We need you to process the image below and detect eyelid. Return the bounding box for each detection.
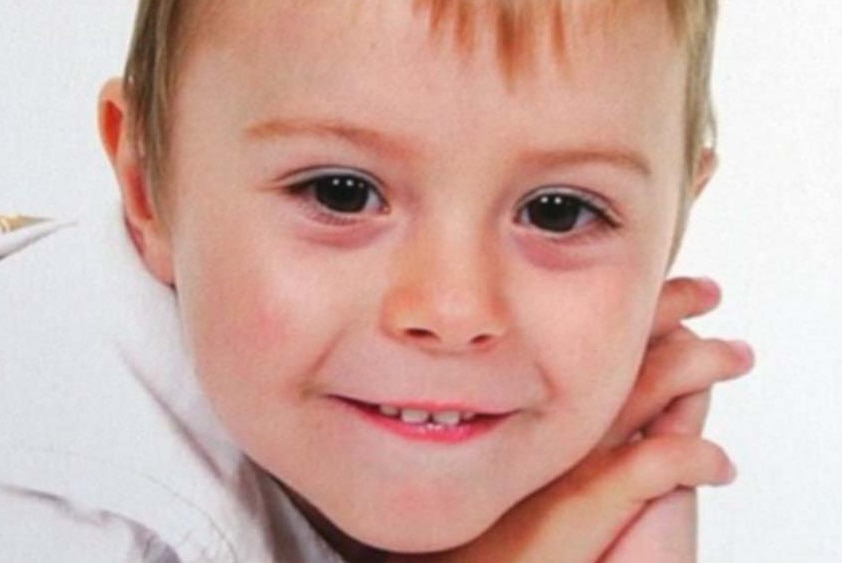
[282,166,385,193]
[280,166,390,226]
[515,185,621,228]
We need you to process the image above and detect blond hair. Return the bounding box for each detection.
[123,0,717,198]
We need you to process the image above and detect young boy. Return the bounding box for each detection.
[0,0,752,560]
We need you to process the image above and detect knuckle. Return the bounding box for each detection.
[621,436,731,493]
[655,337,749,386]
[654,279,720,337]
[640,339,696,389]
[669,276,699,297]
[666,277,704,308]
[705,338,754,375]
[622,436,687,478]
[670,277,720,314]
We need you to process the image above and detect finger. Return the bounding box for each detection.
[534,437,733,563]
[651,277,721,339]
[645,390,712,438]
[600,488,697,563]
[601,436,736,505]
[409,435,735,563]
[656,324,697,343]
[605,338,753,447]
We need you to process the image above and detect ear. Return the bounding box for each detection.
[689,148,718,202]
[98,78,175,285]
[665,149,719,267]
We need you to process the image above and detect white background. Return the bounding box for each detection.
[1,2,841,562]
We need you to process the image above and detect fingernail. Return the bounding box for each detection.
[696,277,721,304]
[723,460,738,484]
[728,340,755,368]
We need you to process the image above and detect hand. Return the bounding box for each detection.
[393,278,753,563]
[598,277,754,562]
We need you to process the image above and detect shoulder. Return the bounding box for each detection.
[0,206,346,562]
[0,206,279,561]
[0,485,178,563]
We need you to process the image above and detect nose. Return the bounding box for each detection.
[380,230,510,354]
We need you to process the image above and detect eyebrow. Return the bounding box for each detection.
[522,146,653,180]
[244,117,417,160]
[245,117,652,179]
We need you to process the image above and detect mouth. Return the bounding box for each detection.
[333,397,511,444]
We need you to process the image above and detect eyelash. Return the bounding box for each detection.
[513,187,621,240]
[282,170,620,237]
[283,169,389,226]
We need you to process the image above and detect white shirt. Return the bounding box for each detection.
[0,206,344,562]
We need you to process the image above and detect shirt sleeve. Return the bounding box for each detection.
[0,485,180,563]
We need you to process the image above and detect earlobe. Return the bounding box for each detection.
[98,78,175,286]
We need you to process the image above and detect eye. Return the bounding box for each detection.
[516,188,617,235]
[286,170,388,218]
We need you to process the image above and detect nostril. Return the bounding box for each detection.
[403,327,497,349]
[470,333,495,346]
[405,327,437,340]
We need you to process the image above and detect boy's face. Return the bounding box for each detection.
[155,0,688,552]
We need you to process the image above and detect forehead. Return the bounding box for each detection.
[175,0,686,188]
[196,0,681,81]
[191,0,684,103]
[196,1,679,95]
[195,0,676,72]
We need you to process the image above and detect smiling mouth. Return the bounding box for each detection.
[374,403,479,427]
[335,397,510,443]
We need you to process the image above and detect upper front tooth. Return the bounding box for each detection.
[379,405,400,417]
[431,411,462,427]
[400,409,431,424]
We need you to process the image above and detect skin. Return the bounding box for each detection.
[415,278,752,562]
[98,0,745,557]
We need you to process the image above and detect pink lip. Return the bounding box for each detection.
[333,397,510,444]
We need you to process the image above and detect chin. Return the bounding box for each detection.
[344,513,492,555]
[317,481,511,555]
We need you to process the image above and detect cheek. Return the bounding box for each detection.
[169,223,355,478]
[170,217,387,429]
[520,264,659,430]
[171,221,324,394]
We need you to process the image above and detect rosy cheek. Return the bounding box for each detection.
[175,260,254,372]
[523,268,655,402]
